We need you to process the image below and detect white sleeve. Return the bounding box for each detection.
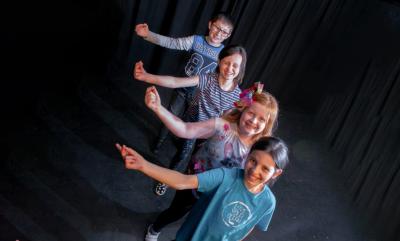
[144,31,194,51]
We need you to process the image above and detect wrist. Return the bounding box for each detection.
[153,105,162,115]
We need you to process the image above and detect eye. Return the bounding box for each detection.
[248,158,256,164]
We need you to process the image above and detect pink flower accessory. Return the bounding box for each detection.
[223,123,230,132]
[234,82,264,108]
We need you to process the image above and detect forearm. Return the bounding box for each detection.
[153,105,217,139]
[141,160,198,190]
[154,105,195,138]
[144,31,193,51]
[141,74,198,88]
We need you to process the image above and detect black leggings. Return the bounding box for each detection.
[152,189,198,232]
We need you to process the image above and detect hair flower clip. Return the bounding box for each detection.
[234,82,264,108]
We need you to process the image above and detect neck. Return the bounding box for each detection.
[237,128,255,147]
[244,181,264,194]
[218,75,235,91]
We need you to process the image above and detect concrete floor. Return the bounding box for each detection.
[1,76,377,241]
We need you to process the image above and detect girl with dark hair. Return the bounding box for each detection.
[116,135,289,240]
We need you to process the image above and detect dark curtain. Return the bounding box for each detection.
[314,1,400,240]
[4,0,399,239]
[107,0,400,240]
[108,0,356,112]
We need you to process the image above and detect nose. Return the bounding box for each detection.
[252,164,262,177]
[249,115,257,124]
[227,64,235,73]
[215,30,224,37]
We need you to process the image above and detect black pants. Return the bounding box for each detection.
[154,90,188,149]
[152,189,198,232]
[154,90,196,170]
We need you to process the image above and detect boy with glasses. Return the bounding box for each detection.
[135,13,235,196]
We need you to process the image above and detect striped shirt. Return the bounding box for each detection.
[145,33,224,97]
[185,73,241,122]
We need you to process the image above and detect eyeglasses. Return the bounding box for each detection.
[211,23,231,37]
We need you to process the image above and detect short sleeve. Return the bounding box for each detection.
[197,73,208,90]
[214,118,232,135]
[197,168,225,193]
[256,198,276,231]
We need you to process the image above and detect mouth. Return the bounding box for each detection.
[246,173,258,183]
[244,122,257,131]
[211,34,222,41]
[223,71,235,78]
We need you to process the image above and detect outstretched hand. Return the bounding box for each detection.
[115,143,145,171]
[135,23,149,38]
[145,86,161,112]
[133,61,148,81]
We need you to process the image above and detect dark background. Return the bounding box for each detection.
[1,0,400,240]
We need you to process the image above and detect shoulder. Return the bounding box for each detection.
[219,167,241,182]
[193,35,204,42]
[261,186,277,208]
[215,118,232,132]
[234,86,242,95]
[199,72,217,84]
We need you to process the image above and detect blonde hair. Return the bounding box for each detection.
[222,91,279,141]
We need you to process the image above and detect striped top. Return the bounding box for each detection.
[185,73,241,122]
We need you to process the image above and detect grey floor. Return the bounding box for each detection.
[1,76,377,241]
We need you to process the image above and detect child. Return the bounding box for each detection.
[134,45,246,195]
[135,13,234,153]
[140,84,278,240]
[116,136,289,240]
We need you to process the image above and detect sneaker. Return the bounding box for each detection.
[145,224,160,241]
[153,182,168,196]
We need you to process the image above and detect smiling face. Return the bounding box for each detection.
[208,19,232,45]
[238,102,269,137]
[244,150,282,192]
[218,53,242,82]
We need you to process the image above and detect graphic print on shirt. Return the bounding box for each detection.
[185,53,204,76]
[185,53,218,76]
[192,123,246,173]
[222,201,252,227]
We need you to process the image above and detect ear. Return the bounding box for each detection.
[208,20,212,30]
[272,169,283,179]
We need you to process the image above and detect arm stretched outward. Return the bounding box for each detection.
[116,143,198,190]
[135,23,194,51]
[145,86,218,139]
[133,61,199,88]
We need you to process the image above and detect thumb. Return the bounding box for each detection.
[115,143,122,151]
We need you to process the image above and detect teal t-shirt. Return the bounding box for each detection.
[176,168,276,241]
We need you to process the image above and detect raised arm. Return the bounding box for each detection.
[145,86,218,139]
[116,143,198,190]
[134,61,199,88]
[135,23,194,51]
